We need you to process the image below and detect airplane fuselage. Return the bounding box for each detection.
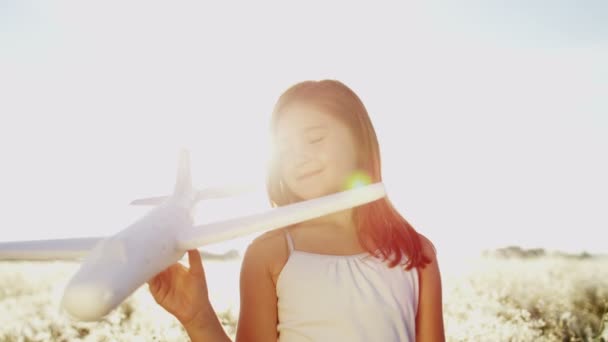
[61,198,192,321]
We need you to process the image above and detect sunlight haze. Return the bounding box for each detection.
[1,1,606,263]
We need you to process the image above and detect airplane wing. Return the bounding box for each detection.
[1,183,385,261]
[0,237,240,261]
[0,237,104,260]
[177,182,387,250]
[130,196,170,206]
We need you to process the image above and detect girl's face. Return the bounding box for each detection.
[275,103,359,201]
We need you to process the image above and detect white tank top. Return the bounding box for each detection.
[276,230,419,341]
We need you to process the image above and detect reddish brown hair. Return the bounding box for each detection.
[265,79,434,270]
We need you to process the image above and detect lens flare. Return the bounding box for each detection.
[344,170,372,190]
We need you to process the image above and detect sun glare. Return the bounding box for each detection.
[344,170,372,190]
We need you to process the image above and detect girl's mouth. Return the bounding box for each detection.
[297,169,323,180]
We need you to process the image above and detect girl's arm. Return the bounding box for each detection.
[415,234,446,342]
[234,237,280,340]
[183,304,232,342]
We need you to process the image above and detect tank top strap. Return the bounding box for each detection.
[284,229,295,254]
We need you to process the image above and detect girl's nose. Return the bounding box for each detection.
[291,141,315,163]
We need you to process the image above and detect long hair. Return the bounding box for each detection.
[266,79,434,270]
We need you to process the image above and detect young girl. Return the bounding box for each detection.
[148,80,445,341]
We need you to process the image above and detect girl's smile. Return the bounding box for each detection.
[297,168,323,181]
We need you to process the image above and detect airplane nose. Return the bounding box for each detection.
[61,283,114,321]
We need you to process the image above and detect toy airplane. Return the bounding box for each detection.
[0,149,387,322]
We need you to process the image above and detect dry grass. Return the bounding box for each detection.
[442,254,608,341]
[1,252,607,341]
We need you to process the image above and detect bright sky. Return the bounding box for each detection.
[1,1,606,259]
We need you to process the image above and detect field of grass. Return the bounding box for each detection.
[442,252,608,341]
[1,250,607,341]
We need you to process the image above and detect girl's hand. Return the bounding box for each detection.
[147,249,211,327]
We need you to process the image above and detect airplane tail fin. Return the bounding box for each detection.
[129,149,257,206]
[174,148,192,197]
[130,185,257,206]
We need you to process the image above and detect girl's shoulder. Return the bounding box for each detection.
[244,228,290,264]
[250,227,291,254]
[417,233,438,260]
[244,228,291,287]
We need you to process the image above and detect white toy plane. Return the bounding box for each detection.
[0,149,387,322]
